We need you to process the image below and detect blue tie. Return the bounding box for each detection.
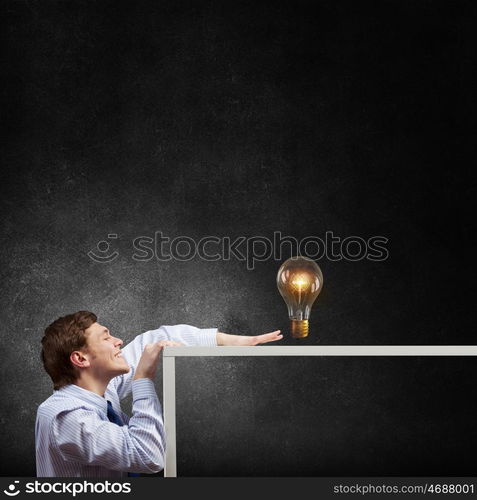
[106,401,124,425]
[106,401,140,477]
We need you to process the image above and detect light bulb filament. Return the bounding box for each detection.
[291,276,309,301]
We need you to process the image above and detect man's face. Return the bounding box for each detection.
[82,322,130,380]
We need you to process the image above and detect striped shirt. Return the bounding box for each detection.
[35,324,217,477]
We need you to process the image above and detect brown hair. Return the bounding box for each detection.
[41,311,97,390]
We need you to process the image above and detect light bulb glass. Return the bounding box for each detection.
[276,256,323,338]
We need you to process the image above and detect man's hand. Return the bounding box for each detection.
[133,340,183,380]
[216,330,282,346]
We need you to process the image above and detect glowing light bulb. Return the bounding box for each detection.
[276,256,323,338]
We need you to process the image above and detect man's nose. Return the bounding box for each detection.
[114,337,123,347]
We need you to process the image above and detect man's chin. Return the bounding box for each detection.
[113,363,131,377]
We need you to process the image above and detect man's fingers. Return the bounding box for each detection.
[255,330,283,344]
[261,330,282,338]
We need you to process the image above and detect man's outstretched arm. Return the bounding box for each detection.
[110,325,282,400]
[216,330,282,346]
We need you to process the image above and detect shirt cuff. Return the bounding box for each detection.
[132,378,158,402]
[197,327,218,347]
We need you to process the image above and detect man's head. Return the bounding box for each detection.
[41,311,130,390]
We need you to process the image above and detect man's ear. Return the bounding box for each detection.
[70,350,90,369]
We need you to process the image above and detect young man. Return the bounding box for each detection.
[36,311,282,477]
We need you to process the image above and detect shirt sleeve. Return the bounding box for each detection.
[111,325,217,400]
[52,379,165,474]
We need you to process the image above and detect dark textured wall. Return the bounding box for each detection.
[1,0,475,476]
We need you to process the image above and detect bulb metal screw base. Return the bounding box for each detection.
[290,319,309,338]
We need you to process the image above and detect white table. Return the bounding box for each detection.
[162,345,477,477]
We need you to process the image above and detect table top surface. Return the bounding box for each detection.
[162,345,477,357]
